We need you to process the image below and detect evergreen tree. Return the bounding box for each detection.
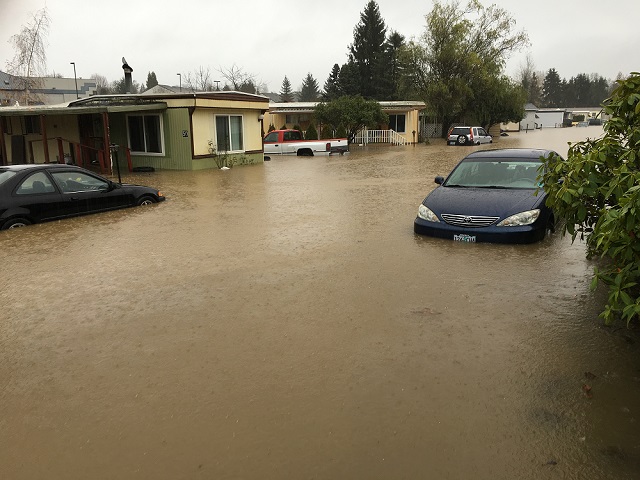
[386,30,405,100]
[542,68,563,107]
[299,73,320,101]
[305,123,318,139]
[348,1,392,99]
[279,76,294,102]
[146,71,158,90]
[323,64,342,100]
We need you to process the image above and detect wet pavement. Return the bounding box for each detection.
[1,126,639,479]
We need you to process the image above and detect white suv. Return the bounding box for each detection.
[447,126,492,146]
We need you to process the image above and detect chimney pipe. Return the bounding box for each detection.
[122,57,133,93]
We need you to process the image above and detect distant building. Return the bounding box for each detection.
[0,70,97,106]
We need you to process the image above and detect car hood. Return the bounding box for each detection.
[424,186,546,217]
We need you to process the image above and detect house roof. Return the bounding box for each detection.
[269,100,426,113]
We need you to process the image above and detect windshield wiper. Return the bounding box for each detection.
[444,184,469,188]
[476,185,510,189]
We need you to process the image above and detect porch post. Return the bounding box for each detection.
[40,114,50,163]
[0,116,7,166]
[102,112,112,175]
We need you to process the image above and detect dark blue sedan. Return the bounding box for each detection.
[414,149,558,244]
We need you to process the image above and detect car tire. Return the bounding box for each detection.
[1,218,32,230]
[137,196,156,206]
[457,135,467,145]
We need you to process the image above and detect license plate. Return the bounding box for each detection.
[454,234,476,243]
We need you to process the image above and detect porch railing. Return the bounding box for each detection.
[353,129,408,146]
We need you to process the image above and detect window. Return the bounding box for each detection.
[127,114,163,154]
[16,172,56,194]
[283,130,303,141]
[388,114,406,133]
[24,115,41,134]
[50,171,109,193]
[264,132,278,142]
[215,115,244,152]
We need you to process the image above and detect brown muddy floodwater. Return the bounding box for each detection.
[1,127,639,479]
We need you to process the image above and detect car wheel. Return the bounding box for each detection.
[457,135,467,145]
[137,196,156,206]
[1,218,32,230]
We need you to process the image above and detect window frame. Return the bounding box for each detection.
[126,113,165,156]
[214,114,245,153]
[388,114,406,133]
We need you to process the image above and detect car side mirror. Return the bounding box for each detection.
[435,176,444,185]
[106,181,118,191]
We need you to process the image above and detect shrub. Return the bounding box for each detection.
[542,73,640,326]
[305,123,318,140]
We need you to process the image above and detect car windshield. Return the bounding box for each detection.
[0,169,17,186]
[450,127,469,136]
[443,160,543,188]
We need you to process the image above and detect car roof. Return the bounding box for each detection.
[462,148,556,161]
[0,163,84,171]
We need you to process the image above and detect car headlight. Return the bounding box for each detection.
[418,204,440,222]
[497,209,540,226]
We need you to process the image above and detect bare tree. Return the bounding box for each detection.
[217,64,257,91]
[5,7,50,105]
[90,73,111,94]
[183,66,213,92]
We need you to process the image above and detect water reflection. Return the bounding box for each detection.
[1,126,638,479]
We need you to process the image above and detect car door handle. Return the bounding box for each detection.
[70,196,80,201]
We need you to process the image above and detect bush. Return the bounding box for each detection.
[542,73,640,326]
[320,124,334,139]
[305,123,318,140]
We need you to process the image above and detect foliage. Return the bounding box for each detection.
[146,71,158,90]
[320,124,334,139]
[323,64,342,100]
[208,140,233,169]
[299,73,320,101]
[91,73,111,94]
[111,77,140,94]
[469,74,527,130]
[517,55,542,105]
[541,73,640,326]
[5,7,50,105]
[305,123,318,140]
[314,95,387,142]
[268,124,276,132]
[280,76,294,102]
[407,0,529,136]
[541,69,611,108]
[348,0,393,99]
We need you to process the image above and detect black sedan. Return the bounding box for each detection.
[414,149,558,244]
[0,164,165,230]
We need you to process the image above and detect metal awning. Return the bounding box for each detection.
[0,102,167,116]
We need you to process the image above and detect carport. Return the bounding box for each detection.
[0,99,167,175]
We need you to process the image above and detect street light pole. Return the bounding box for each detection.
[70,62,78,99]
[177,73,181,92]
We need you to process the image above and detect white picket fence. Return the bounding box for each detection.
[353,129,407,145]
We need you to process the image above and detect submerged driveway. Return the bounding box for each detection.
[1,127,639,479]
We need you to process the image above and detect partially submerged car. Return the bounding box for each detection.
[0,164,165,230]
[447,126,492,146]
[414,149,558,244]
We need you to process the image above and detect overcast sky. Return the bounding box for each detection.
[0,0,637,93]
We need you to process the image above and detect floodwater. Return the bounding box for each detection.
[1,126,639,480]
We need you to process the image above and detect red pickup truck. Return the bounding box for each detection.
[263,129,348,156]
